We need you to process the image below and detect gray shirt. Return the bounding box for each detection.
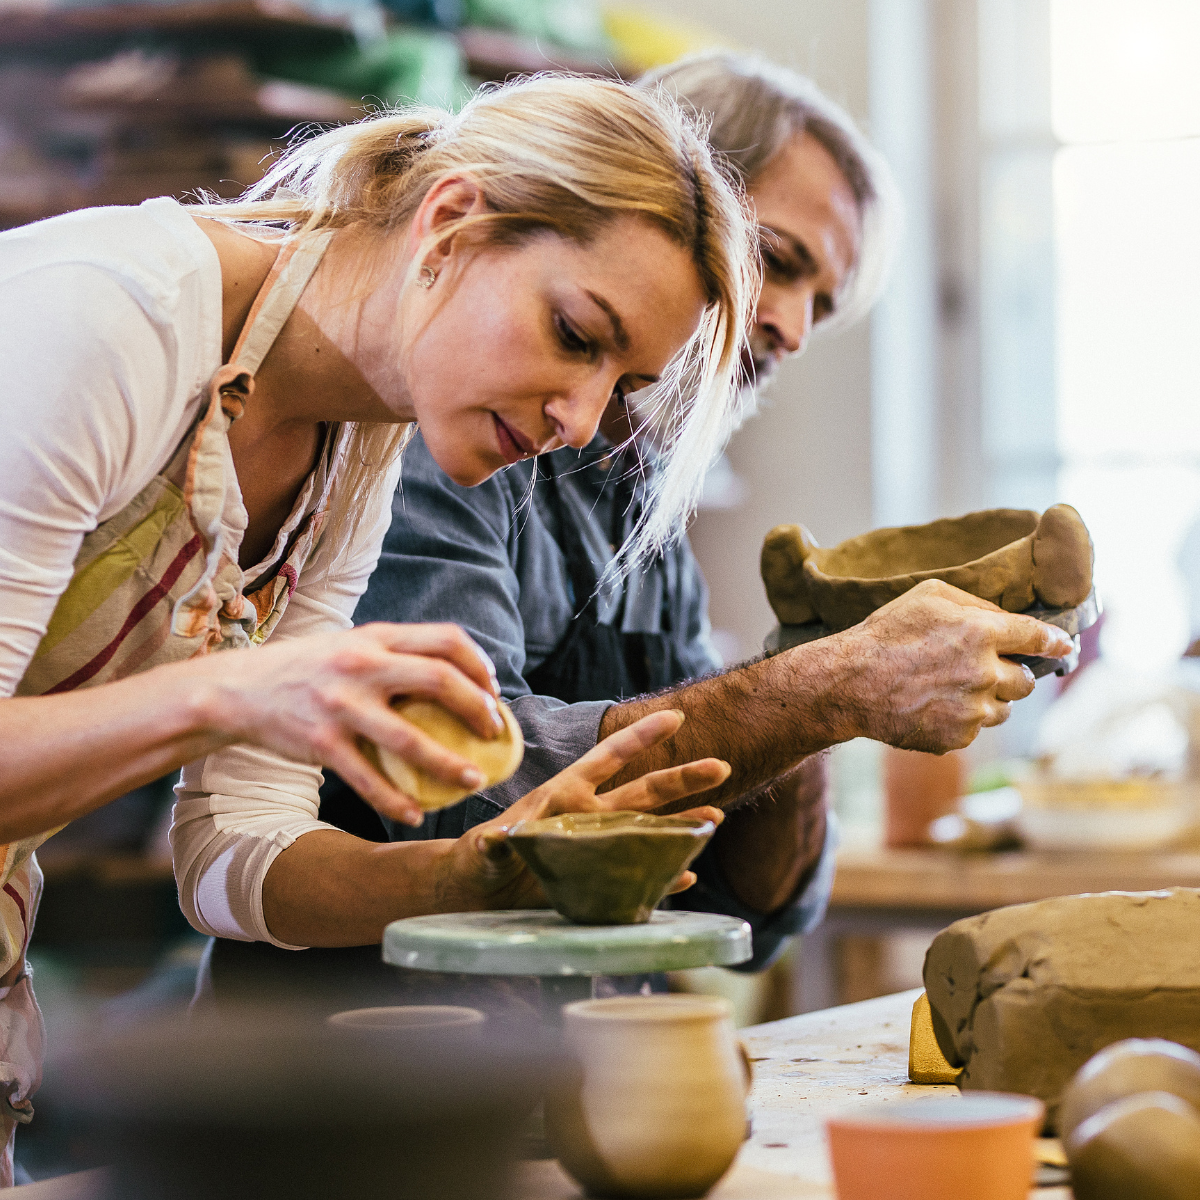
[350,433,836,968]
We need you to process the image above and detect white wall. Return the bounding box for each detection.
[638,0,879,661]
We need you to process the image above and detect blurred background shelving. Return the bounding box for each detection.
[0,0,647,229]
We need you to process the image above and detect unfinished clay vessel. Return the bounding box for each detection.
[761,504,1093,631]
[548,996,749,1199]
[1060,1039,1200,1142]
[507,812,715,925]
[1065,1091,1200,1200]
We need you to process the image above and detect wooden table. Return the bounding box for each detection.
[797,840,1200,1010]
[518,988,1069,1198]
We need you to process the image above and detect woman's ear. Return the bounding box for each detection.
[408,174,490,271]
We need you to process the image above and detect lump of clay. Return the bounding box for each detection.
[1065,1091,1200,1200]
[922,889,1200,1131]
[1059,1038,1200,1141]
[761,504,1093,632]
[372,699,524,812]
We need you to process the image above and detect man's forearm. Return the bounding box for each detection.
[712,754,828,915]
[598,633,862,806]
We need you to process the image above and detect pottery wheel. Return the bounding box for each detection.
[763,588,1101,679]
[382,910,753,978]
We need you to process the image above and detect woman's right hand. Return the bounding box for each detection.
[196,621,503,826]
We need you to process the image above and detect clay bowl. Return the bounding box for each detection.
[507,812,716,926]
[762,504,1093,631]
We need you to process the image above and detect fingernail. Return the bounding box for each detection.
[462,767,487,788]
[405,810,424,829]
[492,710,505,732]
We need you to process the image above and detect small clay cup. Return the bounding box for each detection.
[327,1005,485,1040]
[548,996,750,1199]
[507,811,715,925]
[826,1093,1044,1200]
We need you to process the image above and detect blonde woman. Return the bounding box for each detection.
[0,76,754,1181]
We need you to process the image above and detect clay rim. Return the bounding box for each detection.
[562,995,734,1022]
[814,512,1037,582]
[828,1093,1044,1131]
[508,812,716,840]
[327,1006,486,1029]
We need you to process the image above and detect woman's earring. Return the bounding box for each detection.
[417,264,437,289]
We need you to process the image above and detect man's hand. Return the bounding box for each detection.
[437,710,729,912]
[835,579,1074,752]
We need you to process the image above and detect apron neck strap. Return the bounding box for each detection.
[227,230,335,375]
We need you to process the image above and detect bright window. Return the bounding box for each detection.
[1050,0,1200,665]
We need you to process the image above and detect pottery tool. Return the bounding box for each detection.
[765,588,1100,679]
[383,910,751,1020]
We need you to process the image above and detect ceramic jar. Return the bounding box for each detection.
[547,996,750,1199]
[884,746,965,847]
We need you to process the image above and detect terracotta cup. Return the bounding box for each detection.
[327,1005,485,1039]
[547,996,751,1199]
[826,1093,1044,1200]
[884,746,966,847]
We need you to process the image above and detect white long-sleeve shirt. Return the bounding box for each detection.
[0,198,400,948]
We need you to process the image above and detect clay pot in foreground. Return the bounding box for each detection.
[508,811,715,925]
[327,1006,485,1039]
[547,996,750,1199]
[826,1093,1043,1200]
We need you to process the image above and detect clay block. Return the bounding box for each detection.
[923,889,1200,1131]
[761,504,1093,633]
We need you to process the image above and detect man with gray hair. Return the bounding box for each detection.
[204,53,1067,997]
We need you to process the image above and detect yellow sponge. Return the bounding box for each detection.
[909,991,963,1085]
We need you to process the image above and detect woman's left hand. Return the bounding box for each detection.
[435,709,728,912]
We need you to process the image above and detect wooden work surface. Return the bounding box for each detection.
[518,989,1070,1199]
[830,841,1200,912]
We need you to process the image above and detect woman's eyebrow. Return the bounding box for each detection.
[584,290,631,351]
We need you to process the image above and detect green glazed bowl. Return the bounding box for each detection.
[507,811,716,926]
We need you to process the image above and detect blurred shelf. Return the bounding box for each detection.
[830,841,1200,913]
[456,26,631,82]
[0,0,360,52]
[63,79,362,125]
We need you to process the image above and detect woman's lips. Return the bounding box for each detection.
[492,413,535,465]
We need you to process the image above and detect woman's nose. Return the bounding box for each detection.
[546,383,612,450]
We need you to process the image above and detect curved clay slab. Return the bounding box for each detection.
[374,699,524,812]
[762,504,1094,633]
[508,811,715,925]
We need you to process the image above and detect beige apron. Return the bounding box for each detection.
[0,229,337,1184]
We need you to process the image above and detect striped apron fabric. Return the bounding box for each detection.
[0,229,336,1182]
